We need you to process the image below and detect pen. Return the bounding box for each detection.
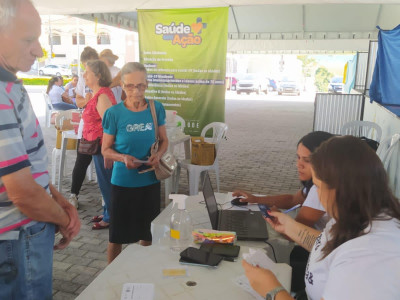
[282,204,301,214]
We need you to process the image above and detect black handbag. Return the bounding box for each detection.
[77,137,101,155]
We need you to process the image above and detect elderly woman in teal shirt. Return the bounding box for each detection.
[102,62,168,263]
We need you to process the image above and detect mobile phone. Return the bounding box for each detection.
[179,247,223,267]
[258,204,273,219]
[199,243,240,261]
[137,164,154,174]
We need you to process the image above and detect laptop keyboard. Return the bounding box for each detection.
[222,211,248,235]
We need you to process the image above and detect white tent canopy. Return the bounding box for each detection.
[32,0,400,52]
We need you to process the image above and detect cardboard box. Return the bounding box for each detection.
[191,137,215,165]
[55,130,77,150]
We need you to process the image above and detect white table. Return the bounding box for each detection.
[77,193,292,300]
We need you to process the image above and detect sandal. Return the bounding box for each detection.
[91,215,103,223]
[92,221,109,230]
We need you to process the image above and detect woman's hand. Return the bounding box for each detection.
[147,153,161,168]
[242,260,284,298]
[265,211,296,235]
[232,190,256,203]
[104,158,114,169]
[123,155,142,169]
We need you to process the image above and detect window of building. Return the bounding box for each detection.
[97,32,110,45]
[72,33,85,45]
[49,33,61,45]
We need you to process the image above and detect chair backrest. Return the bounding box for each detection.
[54,109,81,130]
[201,122,228,154]
[341,120,382,142]
[42,91,54,111]
[377,135,394,160]
[175,115,185,132]
[381,134,400,199]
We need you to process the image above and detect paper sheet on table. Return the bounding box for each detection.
[235,248,283,299]
[121,283,154,300]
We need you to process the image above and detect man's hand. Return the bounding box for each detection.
[50,185,81,249]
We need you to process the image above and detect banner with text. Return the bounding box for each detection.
[138,7,228,135]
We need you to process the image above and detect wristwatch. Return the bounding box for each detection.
[265,286,285,300]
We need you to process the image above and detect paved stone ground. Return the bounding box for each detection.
[34,91,314,299]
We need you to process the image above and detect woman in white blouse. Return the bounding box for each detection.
[243,136,400,300]
[47,76,77,110]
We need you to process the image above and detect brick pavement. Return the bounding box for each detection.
[38,96,314,299]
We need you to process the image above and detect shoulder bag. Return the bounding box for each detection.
[149,100,177,180]
[78,137,101,155]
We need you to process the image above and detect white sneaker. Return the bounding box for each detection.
[68,194,79,209]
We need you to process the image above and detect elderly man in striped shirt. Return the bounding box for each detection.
[0,1,80,298]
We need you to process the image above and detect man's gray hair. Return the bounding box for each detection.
[0,0,31,31]
[120,62,147,81]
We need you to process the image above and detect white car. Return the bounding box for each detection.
[39,64,72,77]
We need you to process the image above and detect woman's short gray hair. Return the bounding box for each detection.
[0,0,31,31]
[120,62,147,81]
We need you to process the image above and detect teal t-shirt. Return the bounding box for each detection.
[102,99,166,187]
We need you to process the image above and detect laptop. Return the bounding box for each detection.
[202,172,269,241]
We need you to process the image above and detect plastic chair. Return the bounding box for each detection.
[380,134,400,199]
[42,91,57,128]
[51,110,95,189]
[175,115,185,132]
[341,120,382,143]
[174,122,228,195]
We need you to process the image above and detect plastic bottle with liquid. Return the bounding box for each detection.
[170,195,192,252]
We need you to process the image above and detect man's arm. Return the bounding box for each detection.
[2,167,70,227]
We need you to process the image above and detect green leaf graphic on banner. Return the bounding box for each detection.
[138,7,228,136]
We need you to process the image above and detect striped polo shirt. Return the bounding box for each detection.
[0,66,49,237]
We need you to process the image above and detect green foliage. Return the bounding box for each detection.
[297,55,317,78]
[315,67,333,92]
[20,77,72,86]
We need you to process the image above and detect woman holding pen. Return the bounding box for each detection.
[242,136,400,300]
[234,131,333,293]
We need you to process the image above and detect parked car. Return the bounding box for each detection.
[39,64,72,77]
[236,74,268,95]
[328,76,344,93]
[277,77,301,95]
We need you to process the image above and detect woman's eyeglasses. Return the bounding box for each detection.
[123,83,147,91]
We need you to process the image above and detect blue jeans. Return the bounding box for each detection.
[93,153,113,223]
[0,222,55,300]
[52,102,77,110]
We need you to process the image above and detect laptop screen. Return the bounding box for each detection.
[202,172,219,230]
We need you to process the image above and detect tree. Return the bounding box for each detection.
[315,67,333,92]
[297,55,317,78]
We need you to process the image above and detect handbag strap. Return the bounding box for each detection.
[149,100,159,140]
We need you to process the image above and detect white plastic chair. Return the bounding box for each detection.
[42,91,57,128]
[341,120,382,143]
[51,111,95,189]
[174,122,228,195]
[380,134,400,199]
[175,115,185,132]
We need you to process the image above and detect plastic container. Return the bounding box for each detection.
[170,195,192,252]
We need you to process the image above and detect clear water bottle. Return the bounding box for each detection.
[170,196,192,252]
